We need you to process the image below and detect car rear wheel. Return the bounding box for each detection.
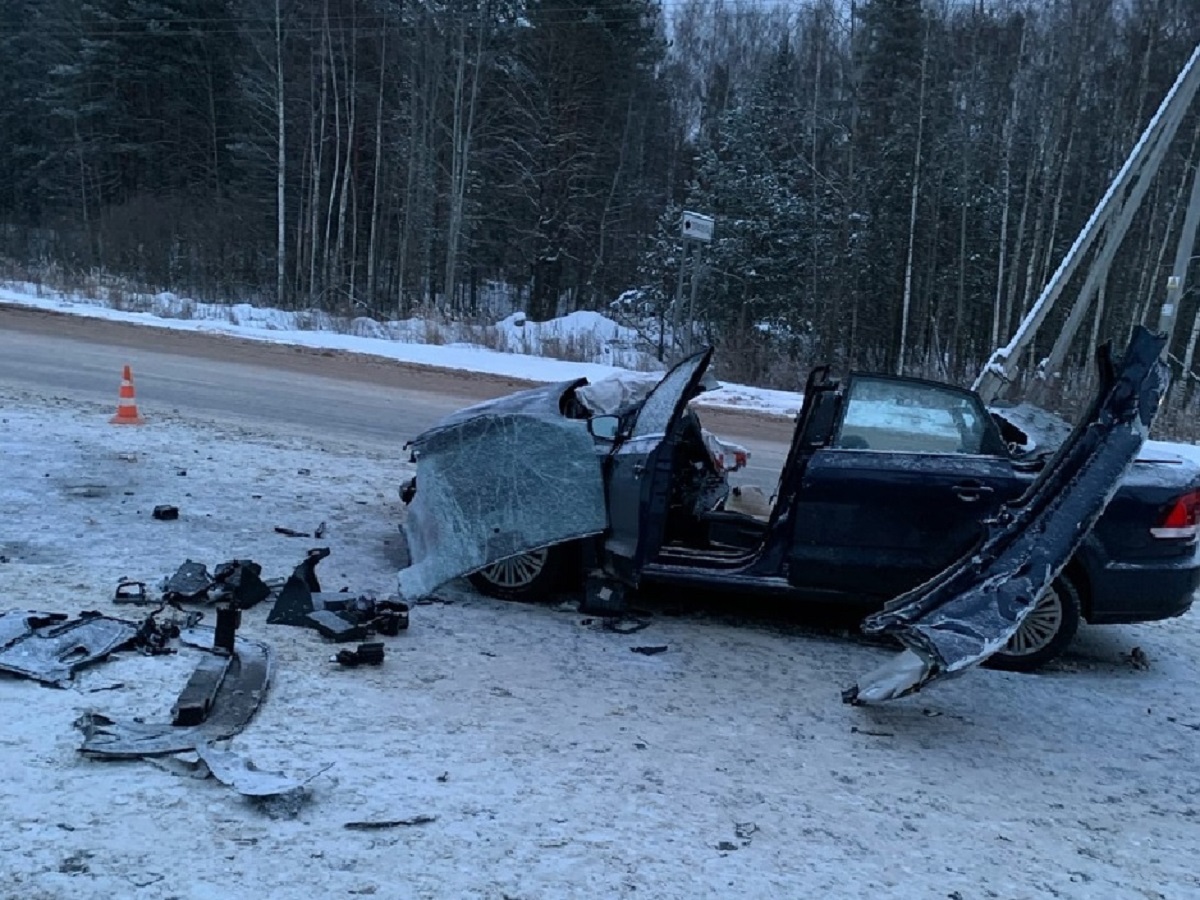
[468,545,566,601]
[987,575,1082,672]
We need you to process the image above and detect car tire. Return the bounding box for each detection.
[986,575,1082,672]
[468,544,572,601]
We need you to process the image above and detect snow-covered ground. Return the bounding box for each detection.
[0,283,803,417]
[3,384,1200,897]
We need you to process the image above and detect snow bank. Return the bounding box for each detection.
[0,283,800,416]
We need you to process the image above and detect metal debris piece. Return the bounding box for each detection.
[630,645,668,656]
[77,627,273,758]
[344,815,437,831]
[335,642,385,667]
[274,526,310,538]
[163,560,212,603]
[314,521,327,539]
[152,505,179,521]
[114,580,149,605]
[0,610,140,685]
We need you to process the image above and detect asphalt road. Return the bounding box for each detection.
[0,304,793,488]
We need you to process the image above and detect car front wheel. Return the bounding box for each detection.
[987,575,1082,672]
[468,545,568,601]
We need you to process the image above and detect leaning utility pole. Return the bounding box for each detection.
[973,42,1200,405]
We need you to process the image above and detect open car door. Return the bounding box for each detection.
[603,348,713,584]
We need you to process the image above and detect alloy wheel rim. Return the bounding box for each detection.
[479,549,549,589]
[1003,586,1065,656]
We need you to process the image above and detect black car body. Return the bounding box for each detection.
[399,332,1199,674]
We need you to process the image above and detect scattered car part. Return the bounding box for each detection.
[334,642,385,667]
[211,560,271,610]
[630,645,668,655]
[114,580,149,605]
[314,521,327,539]
[212,604,240,655]
[77,627,272,758]
[0,610,140,685]
[152,505,179,521]
[172,654,231,726]
[194,742,329,799]
[307,609,368,642]
[344,815,437,831]
[274,526,310,538]
[269,548,408,638]
[163,560,212,603]
[847,326,1168,704]
[266,548,331,625]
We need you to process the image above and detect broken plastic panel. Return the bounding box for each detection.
[849,326,1168,704]
[0,611,140,685]
[78,627,273,758]
[398,382,608,600]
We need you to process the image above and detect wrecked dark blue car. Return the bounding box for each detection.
[399,327,1198,685]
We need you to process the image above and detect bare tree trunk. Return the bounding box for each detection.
[308,22,328,304]
[897,23,930,375]
[322,7,343,299]
[366,27,387,308]
[444,9,486,314]
[274,0,286,305]
[333,20,357,303]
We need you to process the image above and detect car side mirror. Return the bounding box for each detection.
[589,415,620,442]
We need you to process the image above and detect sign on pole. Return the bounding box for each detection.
[681,211,715,243]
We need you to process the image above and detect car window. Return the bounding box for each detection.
[836,377,989,455]
[630,351,710,439]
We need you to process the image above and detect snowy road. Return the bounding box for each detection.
[1,386,1199,899]
[0,304,793,489]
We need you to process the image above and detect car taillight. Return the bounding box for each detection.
[1151,489,1200,539]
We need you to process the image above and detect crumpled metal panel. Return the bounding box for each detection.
[398,390,608,600]
[0,611,139,685]
[849,326,1168,704]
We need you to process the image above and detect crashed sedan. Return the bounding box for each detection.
[398,326,1198,682]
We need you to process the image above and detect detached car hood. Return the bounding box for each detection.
[848,326,1169,703]
[397,381,607,600]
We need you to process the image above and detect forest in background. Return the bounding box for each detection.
[2,0,1200,399]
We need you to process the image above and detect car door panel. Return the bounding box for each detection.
[787,373,1025,597]
[604,349,713,583]
[789,451,1024,595]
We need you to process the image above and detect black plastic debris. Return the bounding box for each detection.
[344,815,436,831]
[210,560,271,610]
[267,549,409,640]
[274,526,309,538]
[152,505,179,521]
[267,548,331,626]
[308,609,367,642]
[163,560,212,604]
[0,610,140,685]
[133,610,182,656]
[213,604,240,654]
[114,580,148,605]
[335,642,385,667]
[172,655,231,726]
[630,645,668,656]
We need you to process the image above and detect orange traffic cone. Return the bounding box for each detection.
[110,364,145,425]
